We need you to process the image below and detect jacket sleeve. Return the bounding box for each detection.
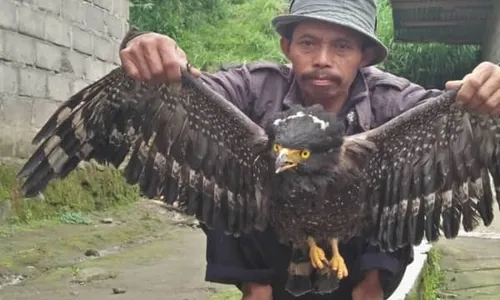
[367,68,444,127]
[199,66,255,115]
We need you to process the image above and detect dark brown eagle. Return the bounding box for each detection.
[16,34,500,296]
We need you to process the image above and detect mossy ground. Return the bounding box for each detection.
[0,200,174,277]
[0,161,140,224]
[407,247,444,300]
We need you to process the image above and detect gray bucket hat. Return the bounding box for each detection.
[271,0,388,66]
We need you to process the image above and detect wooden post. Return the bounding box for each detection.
[481,1,500,63]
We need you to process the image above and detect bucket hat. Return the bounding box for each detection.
[271,0,388,66]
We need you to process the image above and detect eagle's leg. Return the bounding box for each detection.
[329,238,348,280]
[307,236,329,269]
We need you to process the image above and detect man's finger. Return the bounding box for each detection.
[143,43,165,82]
[187,62,202,78]
[120,50,141,81]
[445,80,463,90]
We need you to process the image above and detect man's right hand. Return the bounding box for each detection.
[119,32,201,84]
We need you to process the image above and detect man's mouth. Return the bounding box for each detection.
[309,77,334,86]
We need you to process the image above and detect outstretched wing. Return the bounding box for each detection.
[17,65,271,236]
[341,88,500,251]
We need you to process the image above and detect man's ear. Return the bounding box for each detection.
[280,36,292,60]
[360,46,377,68]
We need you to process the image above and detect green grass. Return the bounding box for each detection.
[407,247,444,300]
[131,0,288,72]
[375,0,480,89]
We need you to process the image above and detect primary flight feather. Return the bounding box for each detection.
[17,32,500,296]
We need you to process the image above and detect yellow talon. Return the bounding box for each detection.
[307,236,328,269]
[330,238,348,280]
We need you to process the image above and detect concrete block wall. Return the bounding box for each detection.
[0,0,129,158]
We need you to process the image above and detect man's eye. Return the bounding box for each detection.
[299,40,313,46]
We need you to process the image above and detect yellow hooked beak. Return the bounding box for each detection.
[274,145,310,173]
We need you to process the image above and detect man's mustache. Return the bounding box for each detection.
[301,70,342,84]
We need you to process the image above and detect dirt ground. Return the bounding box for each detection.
[0,200,241,300]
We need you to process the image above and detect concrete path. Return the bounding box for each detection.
[436,208,500,299]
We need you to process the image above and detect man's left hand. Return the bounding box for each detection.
[445,61,500,115]
[352,270,384,300]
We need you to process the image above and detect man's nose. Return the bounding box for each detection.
[312,46,332,68]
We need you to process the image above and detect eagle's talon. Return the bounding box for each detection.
[307,236,327,269]
[330,254,348,279]
[330,238,348,280]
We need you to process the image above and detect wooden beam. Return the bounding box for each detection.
[390,0,492,9]
[398,20,486,27]
[393,36,482,44]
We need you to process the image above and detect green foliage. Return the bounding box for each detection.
[130,0,480,88]
[407,248,444,300]
[0,162,140,224]
[376,0,480,88]
[130,0,287,71]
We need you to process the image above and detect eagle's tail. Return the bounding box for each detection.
[285,247,314,297]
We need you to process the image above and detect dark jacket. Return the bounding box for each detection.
[198,61,442,299]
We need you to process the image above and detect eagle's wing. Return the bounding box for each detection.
[341,88,500,251]
[17,65,271,236]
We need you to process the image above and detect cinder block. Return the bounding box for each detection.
[62,0,85,25]
[19,4,45,39]
[0,63,18,94]
[35,40,63,71]
[3,31,36,65]
[84,56,105,81]
[37,0,62,15]
[0,0,17,31]
[106,15,123,39]
[94,0,113,12]
[72,79,90,94]
[112,0,129,19]
[84,3,105,33]
[47,74,72,101]
[19,68,47,98]
[0,94,34,126]
[66,50,87,77]
[72,26,93,55]
[94,35,113,61]
[32,98,60,128]
[45,14,71,48]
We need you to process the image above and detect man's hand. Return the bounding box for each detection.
[446,61,500,115]
[119,32,201,84]
[352,270,384,300]
[241,282,272,300]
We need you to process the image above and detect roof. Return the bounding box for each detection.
[389,0,494,44]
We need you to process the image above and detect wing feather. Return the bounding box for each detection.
[17,51,271,236]
[342,88,500,251]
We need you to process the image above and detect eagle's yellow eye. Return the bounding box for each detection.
[300,149,311,159]
[273,143,281,152]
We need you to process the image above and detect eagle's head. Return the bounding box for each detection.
[265,104,345,175]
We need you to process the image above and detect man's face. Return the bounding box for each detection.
[280,20,374,104]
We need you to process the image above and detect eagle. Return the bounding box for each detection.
[16,33,500,296]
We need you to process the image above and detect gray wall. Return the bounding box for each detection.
[0,0,129,158]
[482,1,500,64]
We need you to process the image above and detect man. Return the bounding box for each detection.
[119,0,500,299]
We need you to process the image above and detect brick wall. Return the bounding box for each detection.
[0,0,129,158]
[482,1,500,64]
